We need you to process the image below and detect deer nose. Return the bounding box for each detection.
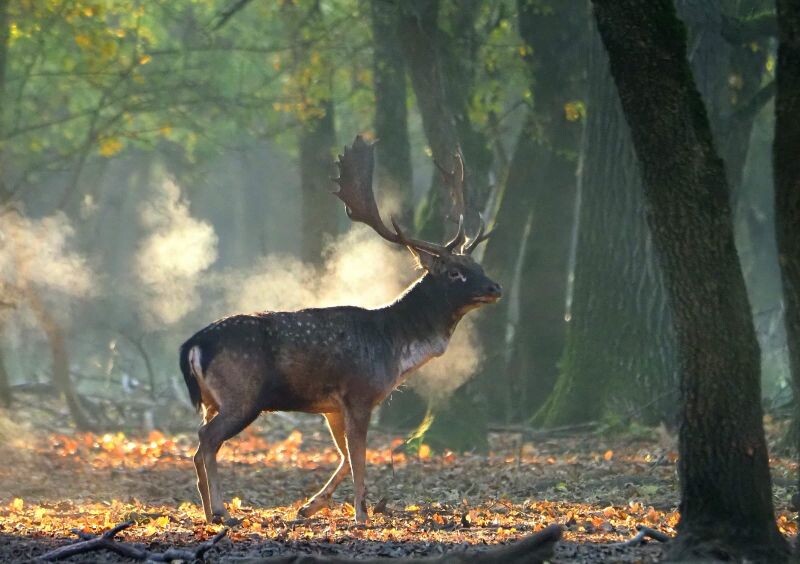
[487,282,502,298]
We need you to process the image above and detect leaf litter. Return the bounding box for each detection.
[0,412,795,562]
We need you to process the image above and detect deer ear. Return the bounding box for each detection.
[407,246,438,271]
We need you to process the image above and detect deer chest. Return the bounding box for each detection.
[397,336,449,377]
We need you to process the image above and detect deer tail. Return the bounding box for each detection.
[179,342,203,413]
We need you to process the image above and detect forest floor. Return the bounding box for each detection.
[0,404,796,563]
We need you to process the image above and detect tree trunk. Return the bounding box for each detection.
[774,0,800,540]
[371,0,413,224]
[396,0,490,239]
[299,98,338,264]
[535,16,677,427]
[677,0,769,198]
[592,0,786,559]
[478,0,583,422]
[388,0,492,448]
[26,290,95,431]
[0,0,9,204]
[0,346,11,407]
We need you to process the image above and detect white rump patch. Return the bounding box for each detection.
[188,346,204,380]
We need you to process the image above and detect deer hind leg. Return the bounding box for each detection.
[193,406,217,522]
[298,411,350,518]
[344,406,371,524]
[193,444,212,522]
[198,409,258,524]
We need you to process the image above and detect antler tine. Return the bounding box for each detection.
[388,216,448,256]
[445,214,466,252]
[334,136,449,256]
[462,213,494,255]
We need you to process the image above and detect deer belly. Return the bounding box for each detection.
[257,369,341,413]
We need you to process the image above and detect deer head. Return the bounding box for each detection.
[332,136,501,313]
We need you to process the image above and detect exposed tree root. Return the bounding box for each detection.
[665,529,790,563]
[40,521,228,561]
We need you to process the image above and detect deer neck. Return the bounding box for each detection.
[384,273,463,377]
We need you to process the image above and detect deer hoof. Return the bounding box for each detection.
[298,497,328,518]
[210,511,230,524]
[223,516,243,527]
[297,504,319,518]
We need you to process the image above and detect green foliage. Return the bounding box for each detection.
[1,0,377,195]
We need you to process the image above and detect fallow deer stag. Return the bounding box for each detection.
[180,135,501,524]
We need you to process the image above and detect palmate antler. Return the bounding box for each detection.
[333,135,489,256]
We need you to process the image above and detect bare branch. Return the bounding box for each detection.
[212,0,256,31]
[41,522,228,561]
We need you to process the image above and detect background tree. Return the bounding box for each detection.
[478,0,584,422]
[774,0,800,525]
[370,0,413,223]
[534,14,676,427]
[592,0,786,559]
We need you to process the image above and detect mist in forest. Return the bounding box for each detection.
[0,0,790,446]
[136,178,219,327]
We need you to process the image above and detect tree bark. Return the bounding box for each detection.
[477,0,583,421]
[299,98,338,264]
[773,0,800,540]
[592,0,787,560]
[388,0,492,447]
[371,0,413,224]
[535,15,676,427]
[396,0,490,239]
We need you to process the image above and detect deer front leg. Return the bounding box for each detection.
[298,412,350,518]
[344,406,371,524]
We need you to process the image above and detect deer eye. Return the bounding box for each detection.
[448,269,466,282]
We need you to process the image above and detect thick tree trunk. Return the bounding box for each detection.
[592,0,787,560]
[396,0,490,239]
[299,98,338,264]
[478,0,583,421]
[774,0,800,540]
[371,0,413,224]
[388,0,492,448]
[535,17,676,427]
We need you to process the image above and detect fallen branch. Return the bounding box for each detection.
[232,524,562,563]
[40,521,228,562]
[615,525,671,547]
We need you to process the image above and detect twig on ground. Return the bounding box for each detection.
[40,521,228,561]
[615,525,671,547]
